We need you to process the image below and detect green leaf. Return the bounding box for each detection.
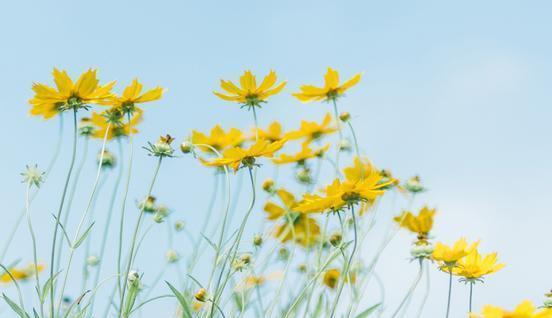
[312,293,324,317]
[2,293,30,318]
[72,222,95,249]
[41,271,61,303]
[165,281,192,318]
[355,303,381,318]
[200,233,218,252]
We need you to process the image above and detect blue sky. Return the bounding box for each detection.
[1,0,551,316]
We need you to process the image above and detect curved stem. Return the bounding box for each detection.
[329,206,358,318]
[56,123,111,316]
[25,182,44,317]
[118,157,164,318]
[49,108,78,318]
[117,112,135,296]
[390,259,424,318]
[415,261,431,318]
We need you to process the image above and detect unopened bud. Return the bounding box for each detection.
[180,141,193,154]
[253,234,263,247]
[86,255,100,266]
[329,233,342,247]
[194,288,207,302]
[339,112,351,122]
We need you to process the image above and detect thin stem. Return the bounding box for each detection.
[445,270,453,318]
[390,258,424,318]
[469,282,474,313]
[117,112,135,297]
[210,167,255,318]
[119,157,164,318]
[252,107,259,141]
[56,122,111,316]
[0,115,64,264]
[0,264,27,312]
[25,182,44,317]
[329,206,358,318]
[49,108,78,318]
[415,260,431,318]
[331,98,343,174]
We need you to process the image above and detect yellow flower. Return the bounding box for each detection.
[272,142,329,165]
[393,206,436,238]
[470,300,552,318]
[432,238,479,266]
[213,70,286,107]
[253,121,285,142]
[296,167,392,213]
[1,263,44,283]
[201,139,286,172]
[103,78,164,113]
[285,113,337,142]
[447,249,505,281]
[191,125,244,154]
[90,109,143,140]
[323,268,356,289]
[293,67,362,103]
[234,271,283,293]
[264,189,321,247]
[29,68,115,118]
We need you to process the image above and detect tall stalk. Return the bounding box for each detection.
[49,108,78,318]
[390,259,424,318]
[24,182,44,317]
[445,270,453,318]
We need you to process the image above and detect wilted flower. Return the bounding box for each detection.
[21,164,44,188]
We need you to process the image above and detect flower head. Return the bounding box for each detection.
[447,249,505,282]
[103,78,164,114]
[191,125,244,154]
[253,121,285,142]
[469,300,552,318]
[234,271,283,293]
[296,167,392,213]
[214,70,286,108]
[394,206,436,240]
[272,142,329,165]
[293,67,362,103]
[29,68,115,118]
[432,238,479,266]
[201,139,286,172]
[323,268,356,289]
[90,109,143,140]
[264,188,321,247]
[21,164,45,188]
[1,263,44,283]
[285,113,337,142]
[144,134,176,158]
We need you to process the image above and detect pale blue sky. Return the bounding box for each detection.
[1,0,551,317]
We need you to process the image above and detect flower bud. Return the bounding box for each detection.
[410,243,433,259]
[239,253,252,265]
[139,196,157,213]
[127,270,141,288]
[329,232,342,247]
[262,179,275,193]
[165,249,180,263]
[404,175,425,194]
[297,263,307,273]
[339,112,351,122]
[194,288,207,302]
[544,298,552,308]
[338,139,352,152]
[79,117,95,136]
[296,168,312,185]
[86,255,100,266]
[180,141,193,154]
[174,220,185,232]
[278,247,290,261]
[98,149,116,168]
[253,234,263,247]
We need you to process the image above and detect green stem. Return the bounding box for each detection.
[390,258,424,318]
[329,206,358,318]
[56,123,111,317]
[331,98,343,174]
[445,269,453,318]
[25,182,44,317]
[252,107,259,141]
[469,282,474,313]
[49,108,78,318]
[118,157,164,318]
[117,112,135,297]
[415,261,431,318]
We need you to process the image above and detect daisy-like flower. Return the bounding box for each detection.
[446,249,505,282]
[432,238,480,267]
[272,142,329,165]
[296,167,392,213]
[90,109,143,140]
[253,121,285,142]
[191,125,244,154]
[293,67,362,103]
[469,300,552,318]
[264,188,321,247]
[103,78,164,114]
[323,268,357,289]
[29,68,115,118]
[201,139,286,172]
[213,70,286,108]
[234,271,283,293]
[1,263,44,283]
[393,206,436,241]
[285,113,337,142]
